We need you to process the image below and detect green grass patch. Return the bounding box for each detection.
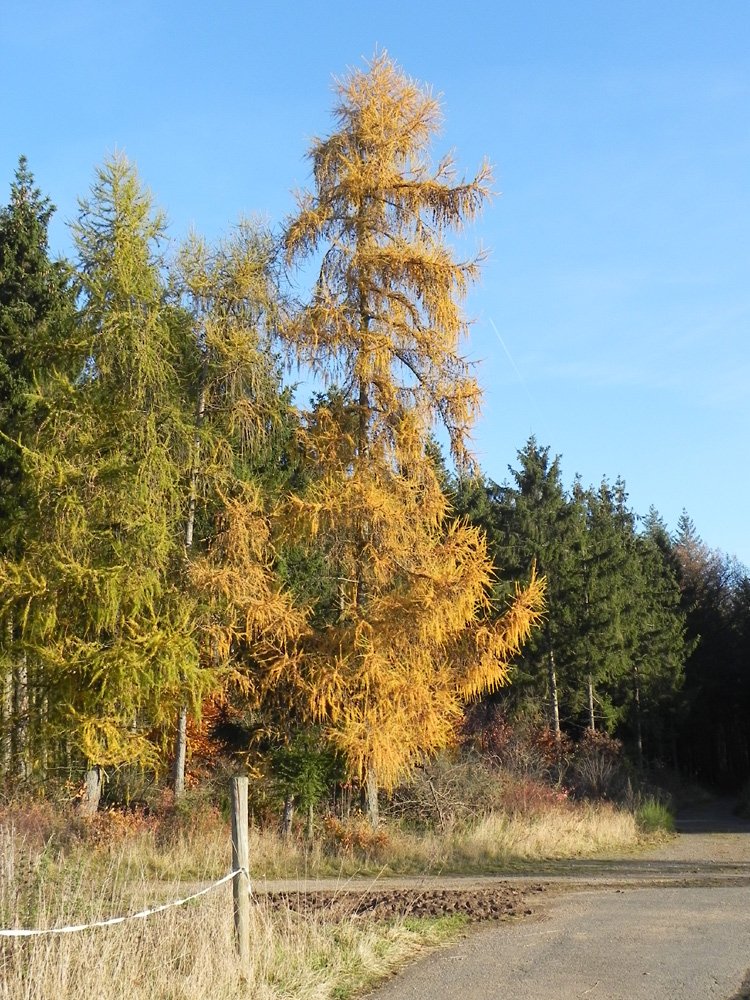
[401,913,469,935]
[636,797,675,833]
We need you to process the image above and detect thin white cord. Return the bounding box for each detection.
[0,868,251,938]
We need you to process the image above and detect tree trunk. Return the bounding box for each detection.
[587,674,596,731]
[281,795,294,837]
[184,368,207,552]
[38,691,49,782]
[584,589,594,732]
[0,674,10,777]
[174,360,209,796]
[366,764,379,829]
[1,616,12,777]
[13,659,29,781]
[307,801,314,840]
[79,765,102,817]
[173,704,188,798]
[546,626,561,745]
[633,664,644,769]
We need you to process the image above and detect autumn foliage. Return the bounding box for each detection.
[280,53,545,793]
[0,54,544,805]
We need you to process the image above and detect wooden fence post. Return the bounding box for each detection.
[230,775,250,962]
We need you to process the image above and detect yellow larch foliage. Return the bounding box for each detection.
[284,51,491,472]
[281,53,545,792]
[187,483,309,711]
[283,409,545,788]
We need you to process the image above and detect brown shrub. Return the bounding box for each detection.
[566,729,629,800]
[323,817,389,858]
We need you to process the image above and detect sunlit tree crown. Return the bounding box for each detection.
[285,51,493,472]
[282,55,543,792]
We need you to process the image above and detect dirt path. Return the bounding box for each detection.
[650,796,750,863]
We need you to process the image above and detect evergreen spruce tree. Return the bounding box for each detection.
[594,483,686,767]
[458,456,687,767]
[628,532,686,767]
[0,158,76,779]
[488,438,580,740]
[673,512,746,783]
[574,479,635,734]
[0,156,76,520]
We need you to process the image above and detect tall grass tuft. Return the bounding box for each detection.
[635,797,675,834]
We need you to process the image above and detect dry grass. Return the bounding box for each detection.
[242,800,646,878]
[362,801,640,874]
[0,826,459,1000]
[0,792,648,882]
[460,802,639,860]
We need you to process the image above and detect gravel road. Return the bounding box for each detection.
[363,798,750,1000]
[368,884,750,1000]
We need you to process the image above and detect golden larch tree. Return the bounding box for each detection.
[282,53,545,824]
[171,223,309,795]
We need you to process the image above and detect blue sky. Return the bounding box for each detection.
[2,1,749,561]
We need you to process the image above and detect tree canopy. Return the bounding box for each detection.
[0,57,746,805]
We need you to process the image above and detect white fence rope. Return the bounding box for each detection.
[0,868,251,938]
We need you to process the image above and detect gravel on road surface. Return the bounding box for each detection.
[367,884,750,1000]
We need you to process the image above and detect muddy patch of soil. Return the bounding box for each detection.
[263,883,546,922]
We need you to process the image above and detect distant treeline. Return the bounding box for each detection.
[449,441,750,788]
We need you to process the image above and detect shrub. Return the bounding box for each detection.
[388,748,570,832]
[566,730,629,800]
[462,703,567,781]
[323,817,389,859]
[636,796,675,833]
[389,752,496,830]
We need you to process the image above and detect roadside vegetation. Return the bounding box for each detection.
[1,718,677,1000]
[0,736,672,883]
[1,734,673,1000]
[0,822,463,1000]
